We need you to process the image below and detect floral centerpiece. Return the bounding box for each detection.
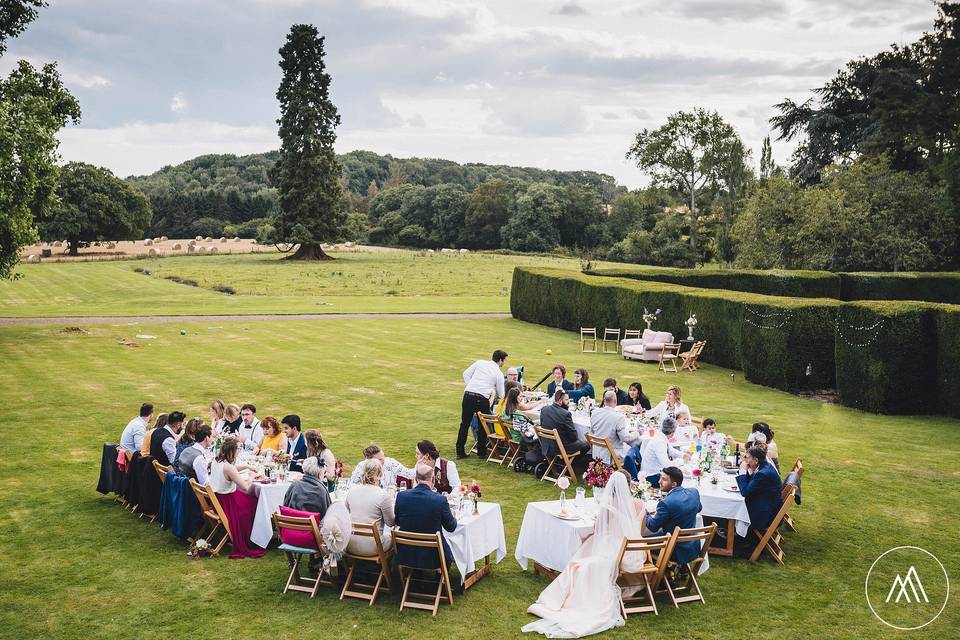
[583,458,614,490]
[272,451,291,467]
[557,476,571,514]
[631,479,655,502]
[698,447,716,484]
[685,313,698,339]
[187,538,210,559]
[642,307,662,330]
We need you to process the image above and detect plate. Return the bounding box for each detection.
[723,486,740,493]
[554,511,581,521]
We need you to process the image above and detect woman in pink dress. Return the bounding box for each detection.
[209,437,266,559]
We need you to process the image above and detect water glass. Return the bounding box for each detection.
[574,487,586,509]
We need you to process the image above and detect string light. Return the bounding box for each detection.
[743,306,793,330]
[834,315,885,348]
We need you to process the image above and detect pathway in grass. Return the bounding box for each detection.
[0,312,512,325]
[1,316,957,639]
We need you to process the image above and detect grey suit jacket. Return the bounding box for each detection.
[587,406,638,463]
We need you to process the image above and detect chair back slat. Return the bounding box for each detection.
[585,434,623,470]
[273,512,323,550]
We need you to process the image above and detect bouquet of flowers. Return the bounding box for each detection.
[685,313,698,339]
[631,479,654,501]
[272,451,291,467]
[187,538,210,559]
[583,458,614,489]
[642,307,662,329]
[468,480,482,499]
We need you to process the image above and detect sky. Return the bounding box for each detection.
[2,0,941,187]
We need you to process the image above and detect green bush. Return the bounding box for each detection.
[838,272,960,305]
[934,306,960,417]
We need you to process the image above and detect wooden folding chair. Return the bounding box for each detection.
[750,484,797,564]
[623,329,642,341]
[341,522,394,605]
[680,341,706,372]
[476,412,507,464]
[393,529,454,616]
[658,343,681,373]
[585,434,623,470]
[659,524,717,606]
[781,458,803,532]
[603,328,620,353]
[615,534,674,616]
[580,327,597,352]
[534,426,581,485]
[152,460,171,482]
[272,512,333,597]
[189,479,231,556]
[495,416,522,467]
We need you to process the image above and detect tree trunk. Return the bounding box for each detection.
[284,242,333,260]
[68,239,79,256]
[689,183,698,250]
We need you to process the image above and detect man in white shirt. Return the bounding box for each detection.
[119,403,154,454]
[178,424,213,484]
[588,390,639,464]
[638,417,688,486]
[350,444,414,489]
[237,403,263,451]
[457,349,508,459]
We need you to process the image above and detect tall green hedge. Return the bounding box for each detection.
[588,265,960,304]
[513,267,960,418]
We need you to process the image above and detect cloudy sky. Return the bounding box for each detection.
[3,0,939,186]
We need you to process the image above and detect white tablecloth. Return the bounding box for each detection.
[684,476,750,537]
[250,480,292,548]
[515,498,709,574]
[443,501,508,584]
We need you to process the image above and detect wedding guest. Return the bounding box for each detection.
[209,400,226,436]
[648,385,690,422]
[119,402,154,454]
[237,404,262,451]
[349,444,414,488]
[255,416,287,455]
[641,466,702,564]
[500,386,536,442]
[177,423,213,482]
[221,403,242,435]
[506,367,519,384]
[208,437,265,559]
[626,382,652,410]
[140,412,167,457]
[173,417,203,469]
[496,380,520,416]
[546,364,575,397]
[283,455,332,518]
[633,417,687,485]
[602,378,630,406]
[727,422,779,471]
[457,349,508,459]
[588,390,638,465]
[672,411,699,443]
[150,411,184,466]
[733,446,783,555]
[345,459,396,556]
[282,414,307,472]
[304,429,337,485]
[698,418,726,449]
[415,439,460,494]
[540,389,590,459]
[394,464,457,569]
[567,368,595,403]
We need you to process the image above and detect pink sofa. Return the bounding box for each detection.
[621,329,675,362]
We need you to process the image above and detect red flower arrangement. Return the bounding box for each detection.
[334,458,343,479]
[469,480,482,498]
[583,458,614,489]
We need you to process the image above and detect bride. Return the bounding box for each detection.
[522,472,646,638]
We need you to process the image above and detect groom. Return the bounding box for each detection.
[642,466,702,564]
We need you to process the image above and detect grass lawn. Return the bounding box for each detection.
[0,251,589,317]
[1,316,957,639]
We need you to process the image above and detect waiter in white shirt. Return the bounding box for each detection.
[237,403,263,451]
[457,349,508,459]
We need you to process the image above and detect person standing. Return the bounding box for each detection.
[457,349,508,459]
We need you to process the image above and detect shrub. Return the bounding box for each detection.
[211,285,236,295]
[838,272,960,305]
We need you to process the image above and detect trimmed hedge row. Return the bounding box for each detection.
[512,267,960,418]
[588,265,960,304]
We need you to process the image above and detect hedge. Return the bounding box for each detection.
[588,265,960,304]
[512,267,960,418]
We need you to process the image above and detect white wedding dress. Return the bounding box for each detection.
[522,473,646,638]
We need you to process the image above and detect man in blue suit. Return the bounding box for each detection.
[394,464,458,570]
[643,466,702,564]
[282,415,308,472]
[734,445,783,555]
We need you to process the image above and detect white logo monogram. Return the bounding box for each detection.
[886,566,929,604]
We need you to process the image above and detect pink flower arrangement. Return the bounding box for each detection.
[469,480,482,498]
[583,458,614,489]
[334,458,343,479]
[692,468,702,477]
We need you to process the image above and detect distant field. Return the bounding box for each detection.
[0,251,591,317]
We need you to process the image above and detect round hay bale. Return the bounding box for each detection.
[209,246,218,254]
[426,249,435,254]
[143,238,153,246]
[187,245,197,253]
[147,248,159,257]
[459,248,469,254]
[344,241,355,248]
[233,236,241,242]
[195,235,203,241]
[172,243,182,250]
[160,236,168,241]
[204,236,212,242]
[188,239,196,247]
[219,237,227,243]
[25,254,40,263]
[53,241,62,247]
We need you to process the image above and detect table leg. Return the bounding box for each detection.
[532,561,560,581]
[463,554,492,590]
[706,519,736,557]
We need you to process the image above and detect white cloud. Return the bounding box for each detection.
[170,92,187,113]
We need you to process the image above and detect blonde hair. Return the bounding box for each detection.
[358,459,383,486]
[667,385,682,402]
[224,403,241,421]
[210,399,225,421]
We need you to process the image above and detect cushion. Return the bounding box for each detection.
[620,338,644,348]
[641,329,657,342]
[655,331,673,344]
[278,505,320,549]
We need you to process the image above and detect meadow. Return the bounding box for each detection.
[0,250,590,317]
[1,310,958,639]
